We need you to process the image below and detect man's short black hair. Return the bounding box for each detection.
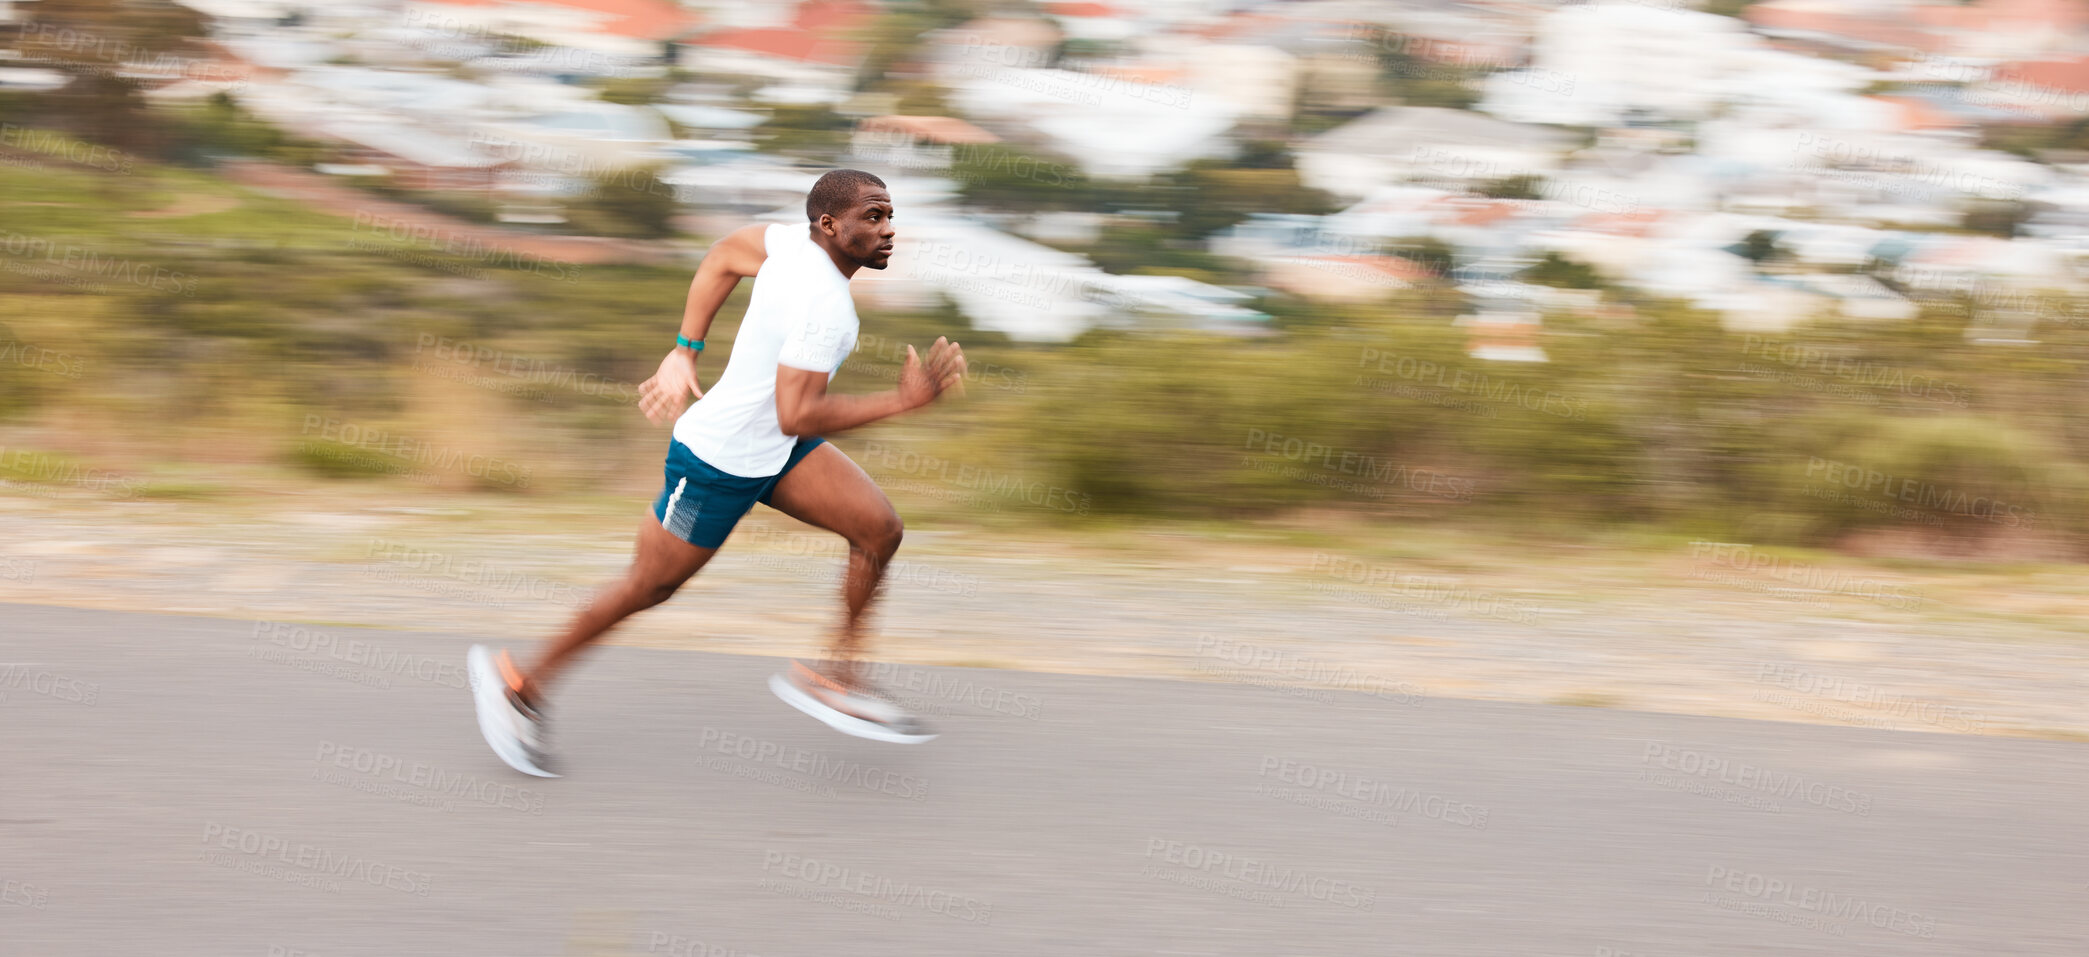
[806,169,887,223]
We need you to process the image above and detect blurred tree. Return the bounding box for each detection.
[1387,237,1455,276]
[1371,35,1482,111]
[854,2,973,92]
[1702,0,1764,17]
[14,0,207,153]
[1523,252,1602,288]
[952,143,1094,210]
[1961,199,2031,238]
[888,80,953,116]
[1736,229,1785,263]
[1476,174,1543,200]
[569,167,679,238]
[1161,147,1336,240]
[593,76,672,106]
[753,104,851,158]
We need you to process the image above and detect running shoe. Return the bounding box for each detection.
[769,660,938,744]
[468,645,559,777]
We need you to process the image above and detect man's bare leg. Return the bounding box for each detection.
[760,443,903,685]
[519,516,715,702]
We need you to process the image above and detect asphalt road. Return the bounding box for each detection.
[4,603,2085,956]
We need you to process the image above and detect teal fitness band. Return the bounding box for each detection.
[676,335,705,351]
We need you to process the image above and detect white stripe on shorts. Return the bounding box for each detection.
[661,477,688,531]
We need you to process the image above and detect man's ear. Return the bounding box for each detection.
[816,213,837,237]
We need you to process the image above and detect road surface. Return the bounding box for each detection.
[4,603,2084,955]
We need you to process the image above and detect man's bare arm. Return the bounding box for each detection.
[775,337,967,436]
[638,224,771,425]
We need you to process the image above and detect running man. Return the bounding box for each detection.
[468,169,967,777]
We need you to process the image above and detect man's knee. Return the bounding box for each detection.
[631,564,693,609]
[639,579,682,609]
[856,512,903,560]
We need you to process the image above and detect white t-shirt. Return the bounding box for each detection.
[673,223,859,477]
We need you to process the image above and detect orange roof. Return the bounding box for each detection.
[689,28,864,66]
[1187,13,1284,40]
[1568,209,1664,237]
[686,0,870,67]
[422,0,698,40]
[1427,197,1525,228]
[1092,64,1186,85]
[1870,95,1968,132]
[1333,255,1436,281]
[859,115,1000,145]
[791,0,872,32]
[1994,56,2089,94]
[1044,2,1123,17]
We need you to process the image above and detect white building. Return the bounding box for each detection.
[1297,107,1574,200]
[1481,2,1867,127]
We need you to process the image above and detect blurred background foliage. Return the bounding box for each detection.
[1,140,2082,556]
[0,0,2082,561]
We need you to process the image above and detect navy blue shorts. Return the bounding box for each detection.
[651,437,826,549]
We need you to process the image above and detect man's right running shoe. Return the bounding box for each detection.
[467,645,559,777]
[769,660,937,744]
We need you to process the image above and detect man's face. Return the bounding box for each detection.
[822,186,897,270]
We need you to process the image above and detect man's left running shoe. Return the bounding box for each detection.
[769,660,937,744]
[467,645,559,777]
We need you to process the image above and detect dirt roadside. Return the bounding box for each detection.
[1,489,2083,740]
